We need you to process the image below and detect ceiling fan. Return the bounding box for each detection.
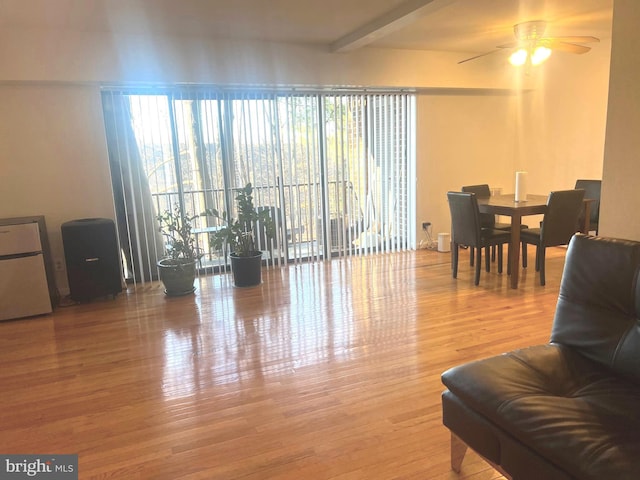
[458,20,600,65]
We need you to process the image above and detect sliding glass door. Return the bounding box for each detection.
[102,87,415,284]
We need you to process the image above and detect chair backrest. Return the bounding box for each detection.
[447,192,481,247]
[575,179,601,224]
[540,189,585,247]
[461,184,491,198]
[552,234,640,383]
[461,184,494,229]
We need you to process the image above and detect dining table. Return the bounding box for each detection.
[477,194,548,288]
[477,193,596,288]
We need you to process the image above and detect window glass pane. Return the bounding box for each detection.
[103,87,415,283]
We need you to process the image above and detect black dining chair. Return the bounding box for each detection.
[520,189,586,286]
[447,191,511,286]
[461,184,511,230]
[461,184,528,264]
[575,179,601,235]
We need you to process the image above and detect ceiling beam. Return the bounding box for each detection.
[330,0,456,53]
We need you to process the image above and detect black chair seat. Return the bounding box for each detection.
[480,228,511,245]
[494,222,512,230]
[520,228,540,242]
[494,221,529,230]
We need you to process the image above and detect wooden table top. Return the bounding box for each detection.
[477,194,549,216]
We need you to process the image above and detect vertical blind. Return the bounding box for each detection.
[102,87,416,284]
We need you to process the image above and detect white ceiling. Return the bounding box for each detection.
[1,0,614,57]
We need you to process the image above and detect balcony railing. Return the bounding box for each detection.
[151,180,368,270]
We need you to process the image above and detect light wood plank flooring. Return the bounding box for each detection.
[0,247,568,479]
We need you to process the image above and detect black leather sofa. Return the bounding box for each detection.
[441,234,640,480]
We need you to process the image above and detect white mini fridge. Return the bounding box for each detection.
[0,221,53,321]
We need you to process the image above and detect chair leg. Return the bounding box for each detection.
[452,243,459,279]
[491,245,496,262]
[497,245,503,273]
[535,246,541,272]
[539,247,546,286]
[475,247,482,285]
[522,242,528,268]
[469,247,474,266]
[485,246,490,272]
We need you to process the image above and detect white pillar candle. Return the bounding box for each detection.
[515,171,528,202]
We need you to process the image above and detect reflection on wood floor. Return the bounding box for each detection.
[0,247,568,479]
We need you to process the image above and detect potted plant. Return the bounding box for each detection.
[156,204,203,296]
[207,183,274,287]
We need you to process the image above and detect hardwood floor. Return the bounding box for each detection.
[0,247,569,479]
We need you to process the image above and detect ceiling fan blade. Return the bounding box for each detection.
[545,35,600,44]
[458,49,500,64]
[457,25,599,65]
[543,39,592,54]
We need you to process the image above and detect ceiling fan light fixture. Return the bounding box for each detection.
[531,46,552,65]
[458,20,599,66]
[509,48,528,66]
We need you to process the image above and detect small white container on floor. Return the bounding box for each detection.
[438,233,451,252]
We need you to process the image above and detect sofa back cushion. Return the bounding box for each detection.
[551,234,640,383]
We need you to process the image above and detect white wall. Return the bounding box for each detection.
[0,24,611,295]
[415,92,520,236]
[0,84,114,291]
[415,40,611,236]
[518,40,611,195]
[0,28,522,89]
[600,0,640,240]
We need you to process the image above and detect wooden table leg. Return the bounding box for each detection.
[509,214,522,289]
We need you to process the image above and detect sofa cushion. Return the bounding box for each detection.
[441,343,640,480]
[552,235,640,383]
